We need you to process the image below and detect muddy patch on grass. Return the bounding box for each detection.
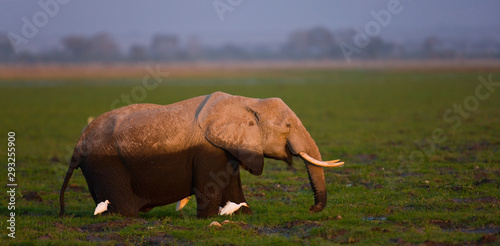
[319,229,356,243]
[38,234,53,240]
[430,219,500,237]
[319,215,343,221]
[460,141,500,152]
[473,178,495,186]
[439,141,500,164]
[219,220,251,230]
[143,234,177,246]
[437,167,457,175]
[22,191,43,202]
[421,240,461,246]
[244,184,271,198]
[351,179,384,189]
[81,220,181,245]
[86,233,123,243]
[478,233,499,244]
[451,227,500,234]
[284,220,321,229]
[445,185,466,192]
[389,238,407,245]
[399,172,424,177]
[68,183,86,192]
[343,153,378,164]
[338,167,355,175]
[451,196,499,204]
[258,226,291,237]
[371,227,390,233]
[81,218,147,232]
[429,220,454,230]
[363,217,387,222]
[258,220,323,238]
[55,221,84,233]
[257,219,357,243]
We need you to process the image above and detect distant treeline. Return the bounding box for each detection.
[1,27,499,63]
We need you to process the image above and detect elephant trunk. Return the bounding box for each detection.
[302,148,327,212]
[287,121,328,212]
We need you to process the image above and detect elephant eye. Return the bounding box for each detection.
[286,123,291,128]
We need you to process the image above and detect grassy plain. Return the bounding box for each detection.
[0,63,499,245]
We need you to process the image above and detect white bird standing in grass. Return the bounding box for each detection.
[176,197,191,215]
[219,201,249,216]
[94,200,110,215]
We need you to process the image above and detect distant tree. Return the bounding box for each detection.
[284,30,308,58]
[61,33,120,62]
[0,33,16,62]
[363,37,395,59]
[423,36,438,58]
[332,29,399,60]
[308,27,337,57]
[150,34,179,61]
[61,35,91,61]
[422,36,459,59]
[219,44,249,60]
[129,44,147,61]
[283,27,337,59]
[186,36,203,60]
[16,51,38,63]
[88,33,121,61]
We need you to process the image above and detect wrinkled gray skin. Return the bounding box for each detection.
[60,92,328,218]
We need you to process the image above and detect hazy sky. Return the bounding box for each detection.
[1,0,499,51]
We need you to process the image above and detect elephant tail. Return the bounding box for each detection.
[59,153,82,217]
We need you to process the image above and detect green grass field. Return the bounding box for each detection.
[1,67,499,245]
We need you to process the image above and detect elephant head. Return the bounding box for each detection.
[197,92,343,212]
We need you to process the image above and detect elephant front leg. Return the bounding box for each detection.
[194,174,252,217]
[223,170,253,215]
[193,182,223,218]
[192,148,252,217]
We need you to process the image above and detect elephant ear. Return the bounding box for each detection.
[197,92,264,176]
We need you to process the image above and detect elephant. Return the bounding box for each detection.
[59,91,343,218]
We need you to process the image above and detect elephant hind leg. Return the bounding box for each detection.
[91,175,142,217]
[84,159,142,217]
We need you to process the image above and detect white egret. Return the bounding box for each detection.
[219,201,249,216]
[94,200,110,215]
[176,197,190,215]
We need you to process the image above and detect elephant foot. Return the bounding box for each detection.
[197,204,253,218]
[197,211,218,218]
[309,204,325,213]
[196,201,221,218]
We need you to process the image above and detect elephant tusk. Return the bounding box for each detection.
[299,152,344,167]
